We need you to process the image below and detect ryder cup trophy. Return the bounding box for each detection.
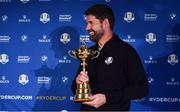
[68,41,99,102]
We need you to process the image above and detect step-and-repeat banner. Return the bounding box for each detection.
[0,0,179,111]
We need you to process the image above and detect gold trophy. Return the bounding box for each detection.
[68,41,99,102]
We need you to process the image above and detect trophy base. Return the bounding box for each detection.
[74,98,92,102]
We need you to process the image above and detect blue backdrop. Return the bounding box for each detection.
[0,0,179,111]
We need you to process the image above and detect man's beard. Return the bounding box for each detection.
[88,29,104,42]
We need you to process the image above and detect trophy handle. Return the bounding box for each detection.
[91,51,100,59]
[68,50,77,59]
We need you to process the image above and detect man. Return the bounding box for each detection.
[71,4,149,111]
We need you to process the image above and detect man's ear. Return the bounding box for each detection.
[103,18,110,29]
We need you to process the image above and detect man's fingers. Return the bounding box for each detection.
[77,71,89,82]
[76,71,89,84]
[80,71,88,78]
[83,100,99,108]
[82,100,95,106]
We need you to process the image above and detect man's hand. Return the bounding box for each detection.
[76,71,89,84]
[82,94,106,108]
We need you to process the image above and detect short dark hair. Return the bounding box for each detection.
[85,4,115,30]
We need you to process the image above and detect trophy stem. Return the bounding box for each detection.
[82,60,86,72]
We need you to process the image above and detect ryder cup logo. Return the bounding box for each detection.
[124,12,135,23]
[0,54,9,64]
[40,13,50,24]
[105,57,113,65]
[19,74,29,85]
[168,54,178,65]
[60,33,70,44]
[146,33,156,44]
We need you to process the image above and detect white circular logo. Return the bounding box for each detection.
[60,33,71,44]
[40,12,50,24]
[168,54,178,65]
[124,12,135,23]
[146,33,156,44]
[19,74,29,85]
[0,54,9,64]
[105,57,113,65]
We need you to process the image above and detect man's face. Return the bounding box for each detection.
[85,15,104,42]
